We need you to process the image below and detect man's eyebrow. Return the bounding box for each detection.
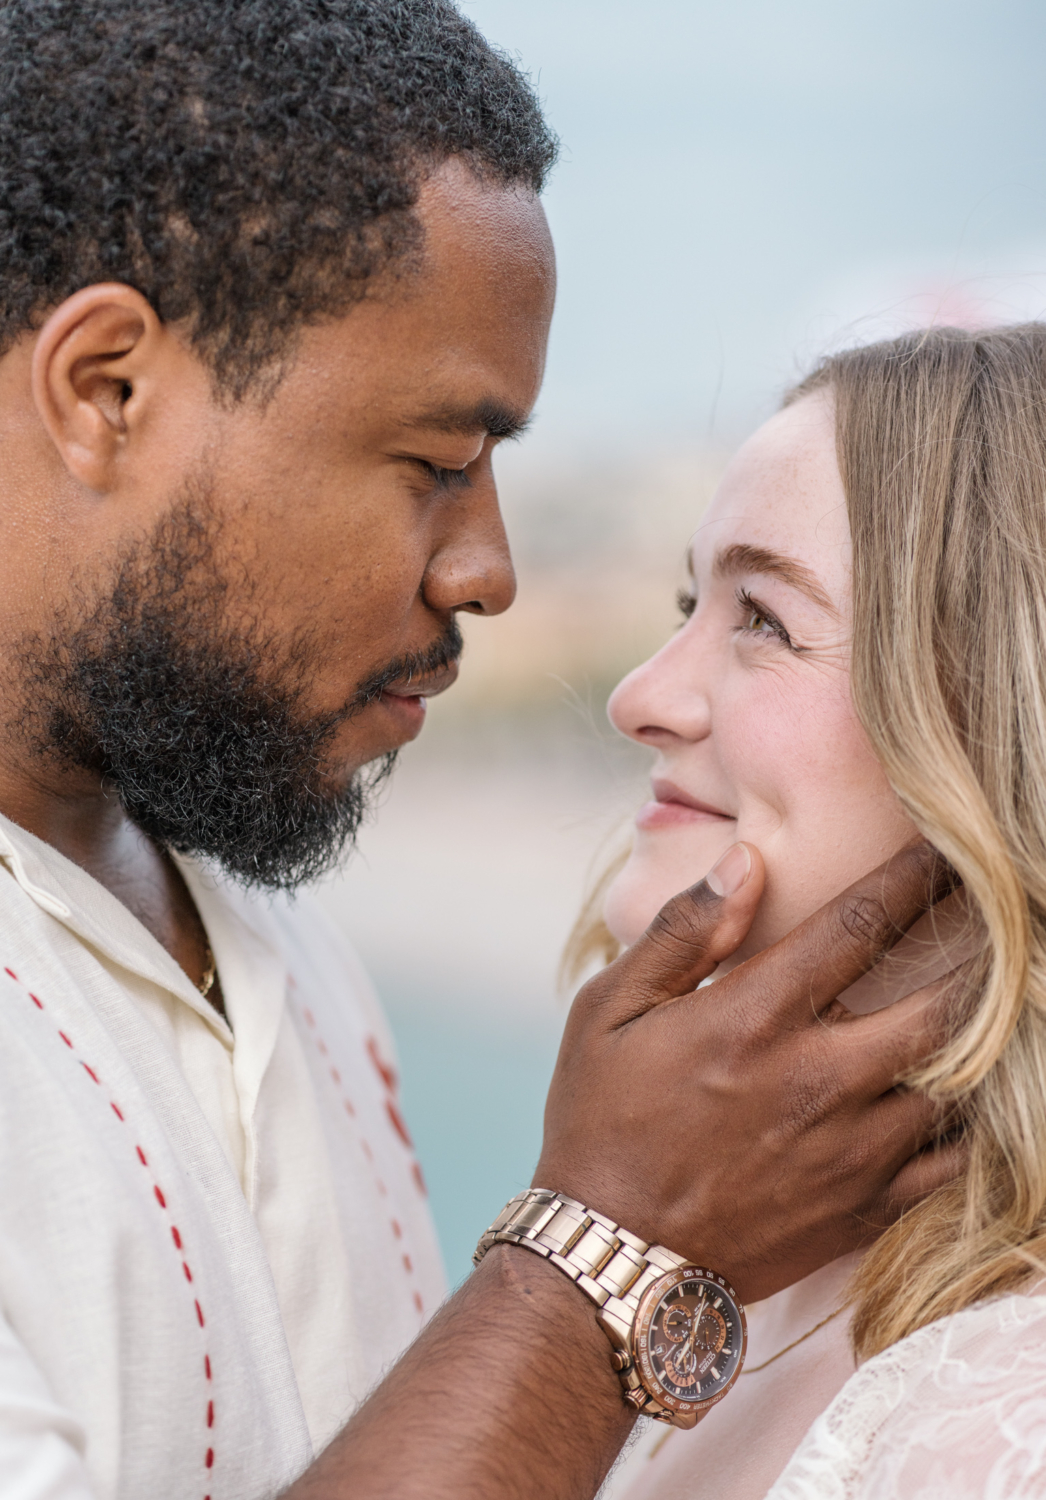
[409,399,532,442]
[709,542,837,613]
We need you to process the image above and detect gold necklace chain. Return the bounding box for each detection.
[740,1304,847,1375]
[197,943,217,1000]
[645,1304,848,1464]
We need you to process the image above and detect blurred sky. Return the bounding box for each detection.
[459,0,1046,455]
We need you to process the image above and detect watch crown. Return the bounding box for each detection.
[624,1387,647,1410]
[610,1350,632,1373]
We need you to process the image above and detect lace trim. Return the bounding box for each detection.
[768,1292,1046,1499]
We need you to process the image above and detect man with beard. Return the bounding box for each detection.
[0,2,962,1497]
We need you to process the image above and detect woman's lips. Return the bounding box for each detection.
[635,779,735,831]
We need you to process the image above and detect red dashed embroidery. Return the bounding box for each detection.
[292,978,427,1322]
[3,966,216,1496]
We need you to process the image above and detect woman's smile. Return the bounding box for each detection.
[635,778,735,831]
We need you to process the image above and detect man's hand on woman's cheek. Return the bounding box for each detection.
[292,840,964,1500]
[535,838,964,1304]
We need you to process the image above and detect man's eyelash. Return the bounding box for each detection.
[736,588,798,650]
[419,460,472,490]
[676,587,697,620]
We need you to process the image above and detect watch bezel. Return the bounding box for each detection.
[633,1266,748,1418]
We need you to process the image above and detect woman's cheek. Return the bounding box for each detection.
[724,685,917,956]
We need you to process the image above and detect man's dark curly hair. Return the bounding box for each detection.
[0,0,558,395]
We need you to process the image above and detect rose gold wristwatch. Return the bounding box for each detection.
[474,1188,747,1429]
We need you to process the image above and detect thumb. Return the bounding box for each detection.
[600,842,765,1027]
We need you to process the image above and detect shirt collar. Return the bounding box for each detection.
[0,810,284,1046]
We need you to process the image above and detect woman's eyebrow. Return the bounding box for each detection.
[709,541,838,613]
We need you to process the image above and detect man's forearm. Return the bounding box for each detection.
[285,1245,636,1500]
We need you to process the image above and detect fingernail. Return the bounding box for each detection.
[706,843,752,897]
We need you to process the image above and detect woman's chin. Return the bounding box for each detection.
[604,863,695,948]
[604,850,787,962]
[604,838,738,948]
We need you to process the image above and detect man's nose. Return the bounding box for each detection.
[422,488,517,618]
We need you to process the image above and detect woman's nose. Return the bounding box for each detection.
[607,629,712,746]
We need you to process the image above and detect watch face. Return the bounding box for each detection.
[634,1268,747,1416]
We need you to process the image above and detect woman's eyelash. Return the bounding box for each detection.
[676,586,801,652]
[735,588,797,649]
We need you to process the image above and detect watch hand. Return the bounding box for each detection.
[688,1295,707,1356]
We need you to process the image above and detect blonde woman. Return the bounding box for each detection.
[577,324,1046,1499]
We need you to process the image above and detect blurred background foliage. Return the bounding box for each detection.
[317,0,1046,1285]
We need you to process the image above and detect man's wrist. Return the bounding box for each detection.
[289,1241,636,1500]
[483,1241,639,1421]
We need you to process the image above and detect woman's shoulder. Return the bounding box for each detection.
[767,1290,1046,1499]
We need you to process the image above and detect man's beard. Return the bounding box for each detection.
[15,499,462,891]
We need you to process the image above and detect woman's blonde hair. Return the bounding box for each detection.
[570,323,1046,1360]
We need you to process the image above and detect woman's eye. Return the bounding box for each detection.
[736,589,795,649]
[676,588,697,621]
[744,607,775,635]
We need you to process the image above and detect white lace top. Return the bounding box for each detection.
[768,1292,1046,1499]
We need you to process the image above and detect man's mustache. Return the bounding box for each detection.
[349,618,465,710]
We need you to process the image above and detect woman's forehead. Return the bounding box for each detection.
[689,394,851,598]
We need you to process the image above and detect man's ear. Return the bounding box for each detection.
[30,284,168,494]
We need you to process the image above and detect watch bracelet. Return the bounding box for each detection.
[474,1188,690,1418]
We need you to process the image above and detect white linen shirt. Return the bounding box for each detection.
[0,811,444,1500]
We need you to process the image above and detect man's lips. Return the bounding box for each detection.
[374,662,460,738]
[635,778,735,832]
[380,661,460,702]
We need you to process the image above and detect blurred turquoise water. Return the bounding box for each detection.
[383,995,563,1288]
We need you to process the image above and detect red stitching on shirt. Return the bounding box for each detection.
[3,966,217,1495]
[366,1036,398,1094]
[289,984,428,1323]
[384,1097,414,1150]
